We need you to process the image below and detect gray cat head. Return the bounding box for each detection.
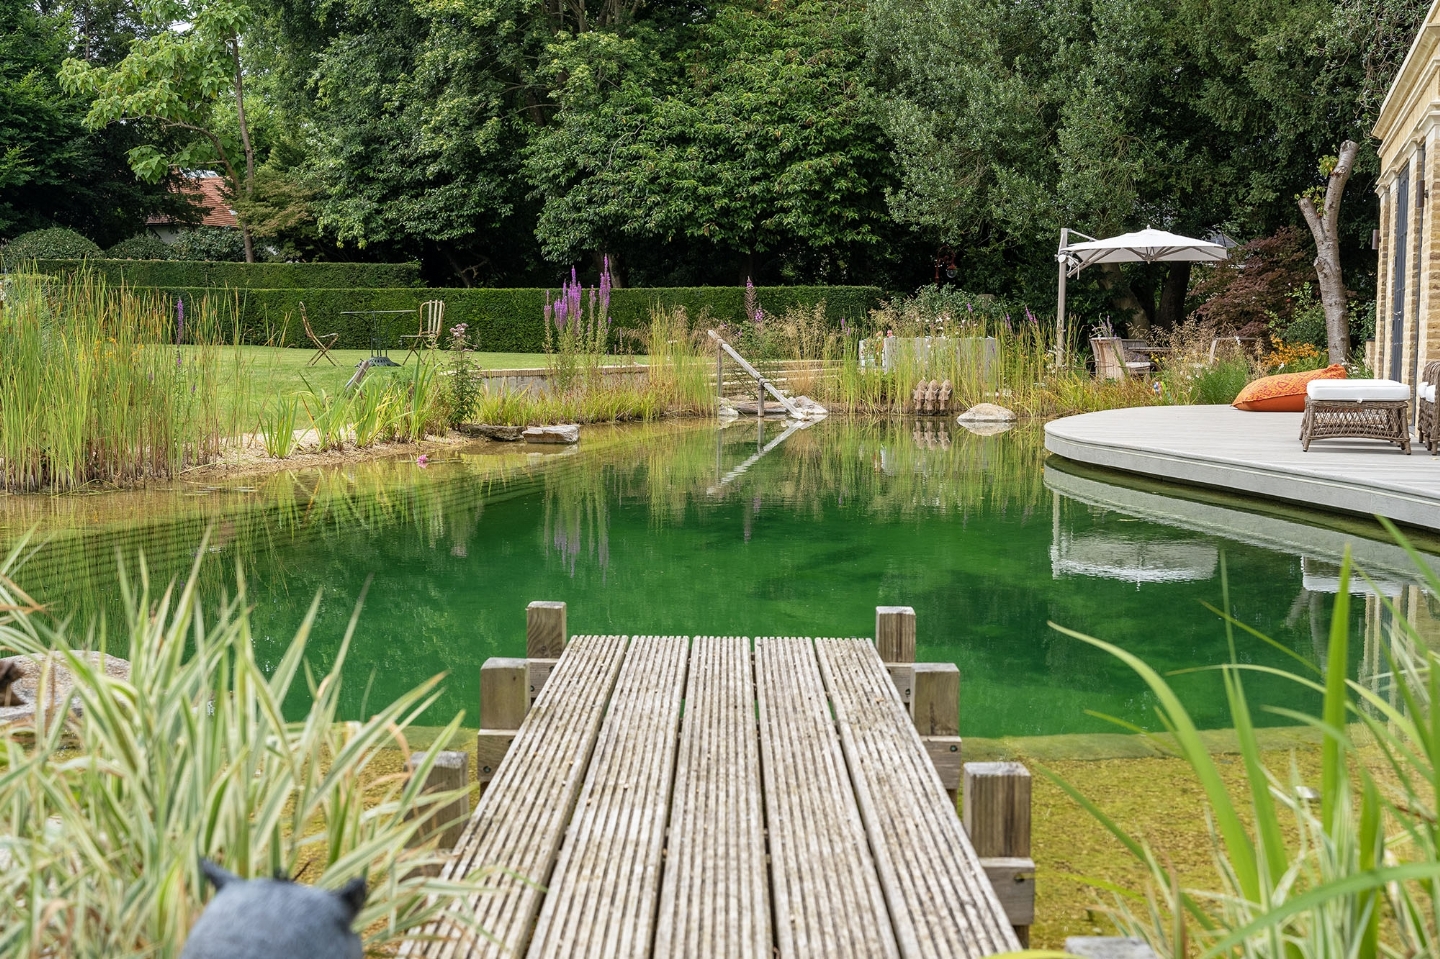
[179,860,366,959]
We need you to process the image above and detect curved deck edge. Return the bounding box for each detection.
[1044,406,1440,534]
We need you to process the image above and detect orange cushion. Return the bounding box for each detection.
[1233,365,1347,411]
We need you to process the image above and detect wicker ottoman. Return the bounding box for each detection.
[1300,378,1412,454]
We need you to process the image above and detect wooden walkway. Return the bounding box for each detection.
[404,606,1027,959]
[1045,405,1440,532]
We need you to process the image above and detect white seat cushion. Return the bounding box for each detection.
[1307,378,1411,401]
[1422,382,1437,403]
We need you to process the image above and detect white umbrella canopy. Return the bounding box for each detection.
[1061,227,1230,272]
[1054,226,1229,365]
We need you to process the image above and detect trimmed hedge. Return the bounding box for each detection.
[28,259,424,290]
[155,285,885,352]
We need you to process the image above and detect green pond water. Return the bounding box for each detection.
[3,417,1436,739]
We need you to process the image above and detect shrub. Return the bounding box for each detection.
[29,259,424,290]
[2,227,102,262]
[172,226,247,262]
[107,232,177,260]
[31,284,881,353]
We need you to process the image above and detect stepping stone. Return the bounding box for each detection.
[458,424,524,441]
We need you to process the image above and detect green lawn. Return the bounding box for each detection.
[199,345,644,429]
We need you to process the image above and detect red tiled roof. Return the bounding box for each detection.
[147,174,238,228]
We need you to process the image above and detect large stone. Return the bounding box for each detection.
[789,396,829,420]
[458,423,525,442]
[523,424,580,445]
[0,652,131,727]
[956,402,1017,423]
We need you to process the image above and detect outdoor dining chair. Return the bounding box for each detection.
[400,300,445,365]
[301,302,340,367]
[1090,336,1151,380]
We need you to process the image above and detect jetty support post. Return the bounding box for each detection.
[913,661,962,803]
[477,600,569,785]
[876,605,915,706]
[405,750,470,853]
[963,761,1035,946]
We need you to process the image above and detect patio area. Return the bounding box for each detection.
[1044,405,1440,533]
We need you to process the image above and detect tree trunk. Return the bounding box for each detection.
[232,34,257,264]
[1096,263,1150,336]
[1298,139,1359,364]
[1157,261,1192,330]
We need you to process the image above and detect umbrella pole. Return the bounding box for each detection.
[1056,228,1069,368]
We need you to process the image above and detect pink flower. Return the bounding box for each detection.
[416,454,429,467]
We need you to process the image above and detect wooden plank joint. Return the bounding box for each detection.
[981,856,1036,926]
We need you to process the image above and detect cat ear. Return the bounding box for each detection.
[334,875,367,922]
[200,859,241,891]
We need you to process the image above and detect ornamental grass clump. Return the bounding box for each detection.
[0,536,492,958]
[1052,523,1440,958]
[0,270,236,491]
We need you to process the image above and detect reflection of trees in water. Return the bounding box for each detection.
[533,419,1049,575]
[544,463,610,577]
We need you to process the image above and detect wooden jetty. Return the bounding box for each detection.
[403,603,1036,959]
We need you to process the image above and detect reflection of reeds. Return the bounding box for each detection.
[0,271,241,490]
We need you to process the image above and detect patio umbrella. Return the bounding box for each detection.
[1055,227,1229,364]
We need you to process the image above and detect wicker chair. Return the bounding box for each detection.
[1420,360,1440,455]
[1090,336,1151,380]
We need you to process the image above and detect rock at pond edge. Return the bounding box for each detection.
[458,424,525,442]
[523,424,580,445]
[956,402,1017,423]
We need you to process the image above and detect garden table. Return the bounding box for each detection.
[340,308,414,367]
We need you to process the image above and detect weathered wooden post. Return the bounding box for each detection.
[913,661,962,803]
[478,601,569,784]
[963,761,1035,946]
[405,749,470,852]
[876,605,915,706]
[476,657,527,784]
[526,600,567,658]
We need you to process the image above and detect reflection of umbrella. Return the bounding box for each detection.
[1055,227,1229,363]
[1051,533,1218,586]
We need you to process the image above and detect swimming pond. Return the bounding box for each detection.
[4,418,1435,738]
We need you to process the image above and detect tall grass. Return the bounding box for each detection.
[470,305,713,426]
[0,271,240,491]
[0,537,492,958]
[1051,524,1440,957]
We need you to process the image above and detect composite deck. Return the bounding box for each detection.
[407,633,1019,959]
[1044,405,1440,532]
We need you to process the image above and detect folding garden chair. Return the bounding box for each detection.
[301,302,340,367]
[400,300,445,365]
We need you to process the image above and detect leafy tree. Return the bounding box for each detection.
[529,1,900,284]
[867,0,1428,331]
[0,0,175,244]
[60,0,264,261]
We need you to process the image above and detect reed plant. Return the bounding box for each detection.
[1051,524,1440,958]
[259,395,300,457]
[0,537,493,958]
[824,295,1157,417]
[0,270,238,491]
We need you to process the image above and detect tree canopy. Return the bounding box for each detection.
[1,0,1429,314]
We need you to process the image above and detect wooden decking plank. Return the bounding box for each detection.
[755,636,901,959]
[653,636,771,959]
[526,636,690,959]
[816,638,1019,959]
[403,634,629,959]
